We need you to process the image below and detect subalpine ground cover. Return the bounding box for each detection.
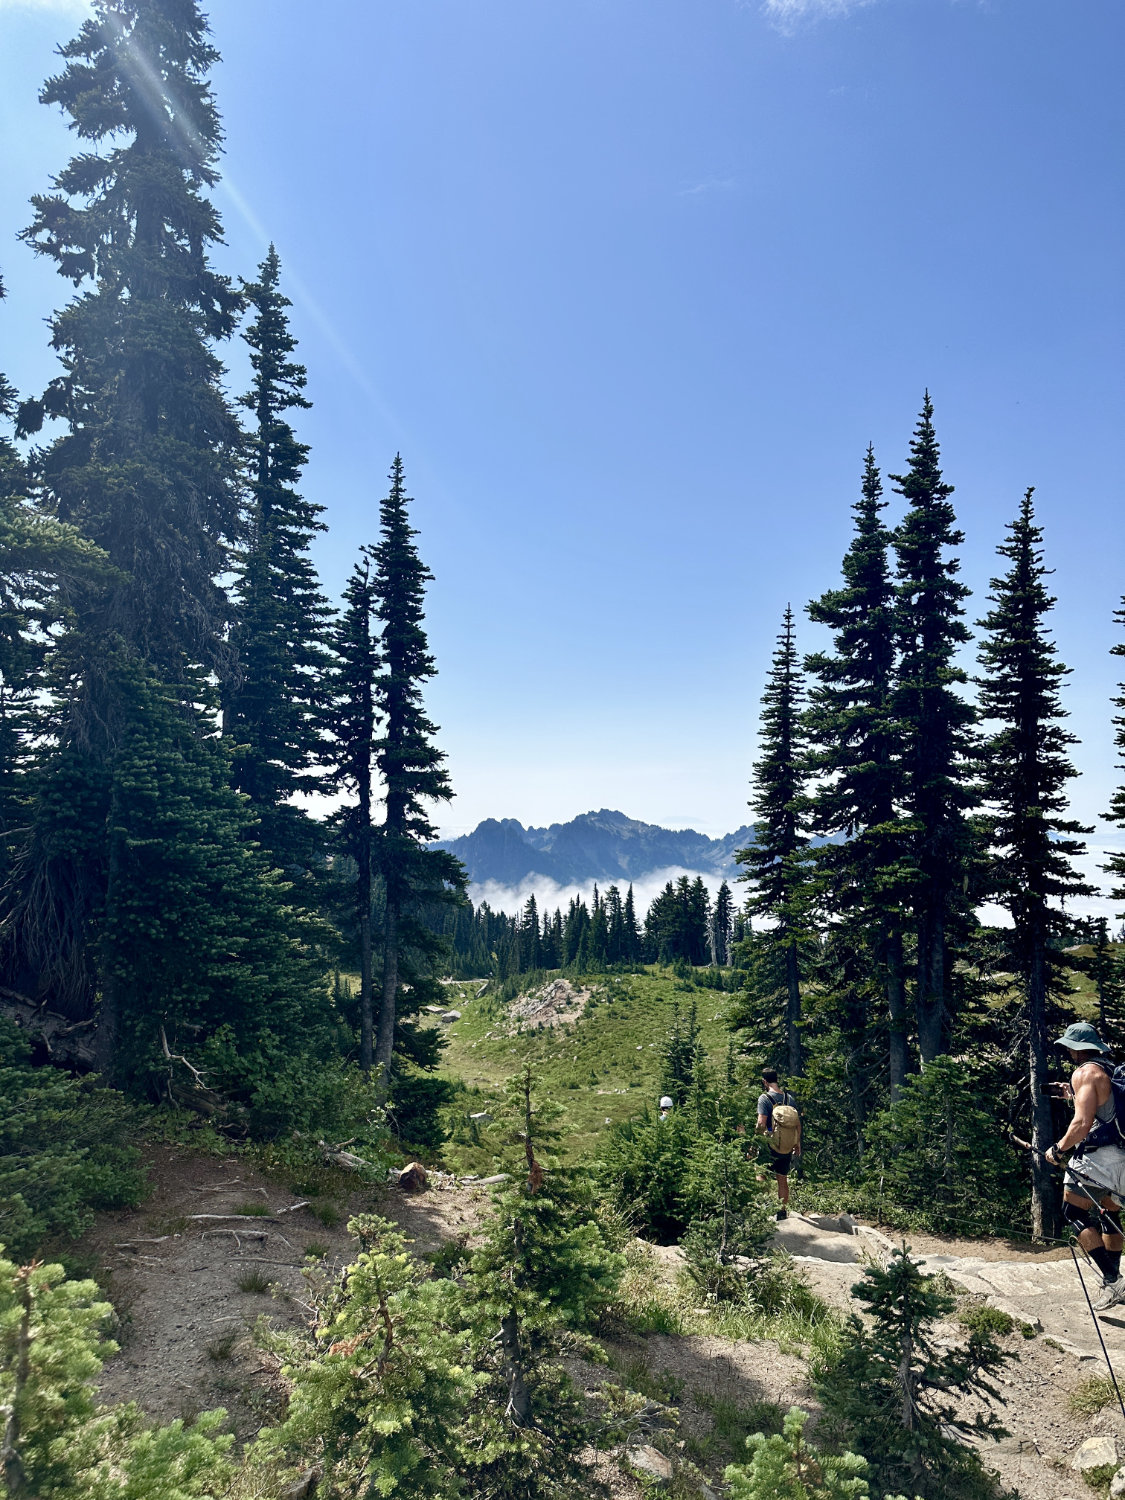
[433,968,734,1166]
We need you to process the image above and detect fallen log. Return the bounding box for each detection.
[0,988,98,1068]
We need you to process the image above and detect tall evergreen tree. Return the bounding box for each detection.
[371,456,464,1099]
[224,245,330,870]
[736,606,812,1076]
[806,446,910,1097]
[976,490,1092,1236]
[327,556,380,1070]
[20,0,241,684]
[891,396,977,1064]
[710,879,734,967]
[622,883,642,963]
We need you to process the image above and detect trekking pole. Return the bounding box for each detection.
[1012,1133,1125,1424]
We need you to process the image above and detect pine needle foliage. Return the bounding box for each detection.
[815,1246,1011,1500]
[735,605,813,1076]
[225,245,331,871]
[725,1407,872,1500]
[976,489,1092,1236]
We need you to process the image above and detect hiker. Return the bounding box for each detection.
[1047,1021,1125,1310]
[659,1095,674,1121]
[757,1068,801,1221]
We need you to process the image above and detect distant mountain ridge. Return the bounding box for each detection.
[433,809,756,888]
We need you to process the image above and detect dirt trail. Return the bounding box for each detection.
[88,1148,486,1434]
[82,1156,1125,1499]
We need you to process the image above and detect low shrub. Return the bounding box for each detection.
[0,1020,146,1262]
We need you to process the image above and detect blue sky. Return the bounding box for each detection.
[2,0,1123,867]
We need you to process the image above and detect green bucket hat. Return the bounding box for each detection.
[1054,1021,1113,1056]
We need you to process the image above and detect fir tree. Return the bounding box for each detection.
[622,884,642,963]
[976,490,1092,1236]
[11,0,247,1069]
[815,1247,1009,1500]
[736,606,812,1076]
[890,396,977,1064]
[806,446,910,1097]
[710,879,734,967]
[20,0,241,684]
[371,456,464,1099]
[327,555,380,1070]
[463,1065,622,1498]
[224,246,330,870]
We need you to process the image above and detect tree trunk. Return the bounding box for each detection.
[499,1308,532,1424]
[93,780,124,1083]
[885,922,908,1101]
[374,897,398,1106]
[915,912,946,1067]
[356,823,374,1074]
[1028,926,1057,1239]
[785,937,803,1077]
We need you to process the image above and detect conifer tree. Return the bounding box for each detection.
[622,883,642,963]
[371,456,464,1099]
[327,555,380,1070]
[224,246,330,869]
[815,1247,1009,1499]
[806,447,910,1097]
[890,397,977,1064]
[463,1065,622,1498]
[21,0,241,684]
[976,491,1092,1236]
[711,880,734,967]
[736,606,812,1075]
[11,0,246,1066]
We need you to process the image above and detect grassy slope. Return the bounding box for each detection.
[431,969,734,1167]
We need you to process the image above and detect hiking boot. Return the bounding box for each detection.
[775,1208,788,1221]
[1093,1277,1125,1311]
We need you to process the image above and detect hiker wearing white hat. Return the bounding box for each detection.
[1049,1022,1125,1309]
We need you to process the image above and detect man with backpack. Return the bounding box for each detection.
[757,1068,801,1220]
[1048,1022,1125,1310]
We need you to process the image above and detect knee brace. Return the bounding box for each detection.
[1063,1198,1099,1234]
[1104,1206,1123,1237]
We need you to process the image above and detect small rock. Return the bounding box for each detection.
[626,1444,673,1485]
[440,1010,461,1023]
[468,1111,491,1121]
[1110,1468,1125,1500]
[1073,1435,1118,1472]
[280,1467,321,1500]
[422,1005,444,1014]
[474,1173,510,1186]
[396,1162,428,1193]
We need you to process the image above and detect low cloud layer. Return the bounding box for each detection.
[471,866,734,920]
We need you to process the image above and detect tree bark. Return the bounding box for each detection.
[499,1309,532,1424]
[374,897,398,1105]
[915,912,946,1067]
[785,937,803,1077]
[1028,926,1057,1239]
[356,815,374,1075]
[885,922,909,1100]
[93,778,124,1083]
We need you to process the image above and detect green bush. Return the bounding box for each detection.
[597,1107,696,1241]
[0,1251,233,1498]
[861,1056,1026,1237]
[0,1021,146,1262]
[725,1407,871,1500]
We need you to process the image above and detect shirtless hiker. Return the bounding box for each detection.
[1047,1021,1125,1310]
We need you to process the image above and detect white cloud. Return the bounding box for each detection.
[760,0,877,32]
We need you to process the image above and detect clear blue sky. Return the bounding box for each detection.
[3,0,1123,857]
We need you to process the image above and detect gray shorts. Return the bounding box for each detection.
[1067,1145,1125,1206]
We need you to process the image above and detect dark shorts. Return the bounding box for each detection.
[769,1150,793,1176]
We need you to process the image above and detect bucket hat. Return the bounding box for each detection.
[1054,1021,1113,1056]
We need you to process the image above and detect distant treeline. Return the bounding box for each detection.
[427,877,739,977]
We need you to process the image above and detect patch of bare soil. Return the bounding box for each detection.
[507,977,594,1031]
[86,1146,488,1438]
[867,1223,1073,1263]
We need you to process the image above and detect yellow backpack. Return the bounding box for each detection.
[769,1093,800,1154]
